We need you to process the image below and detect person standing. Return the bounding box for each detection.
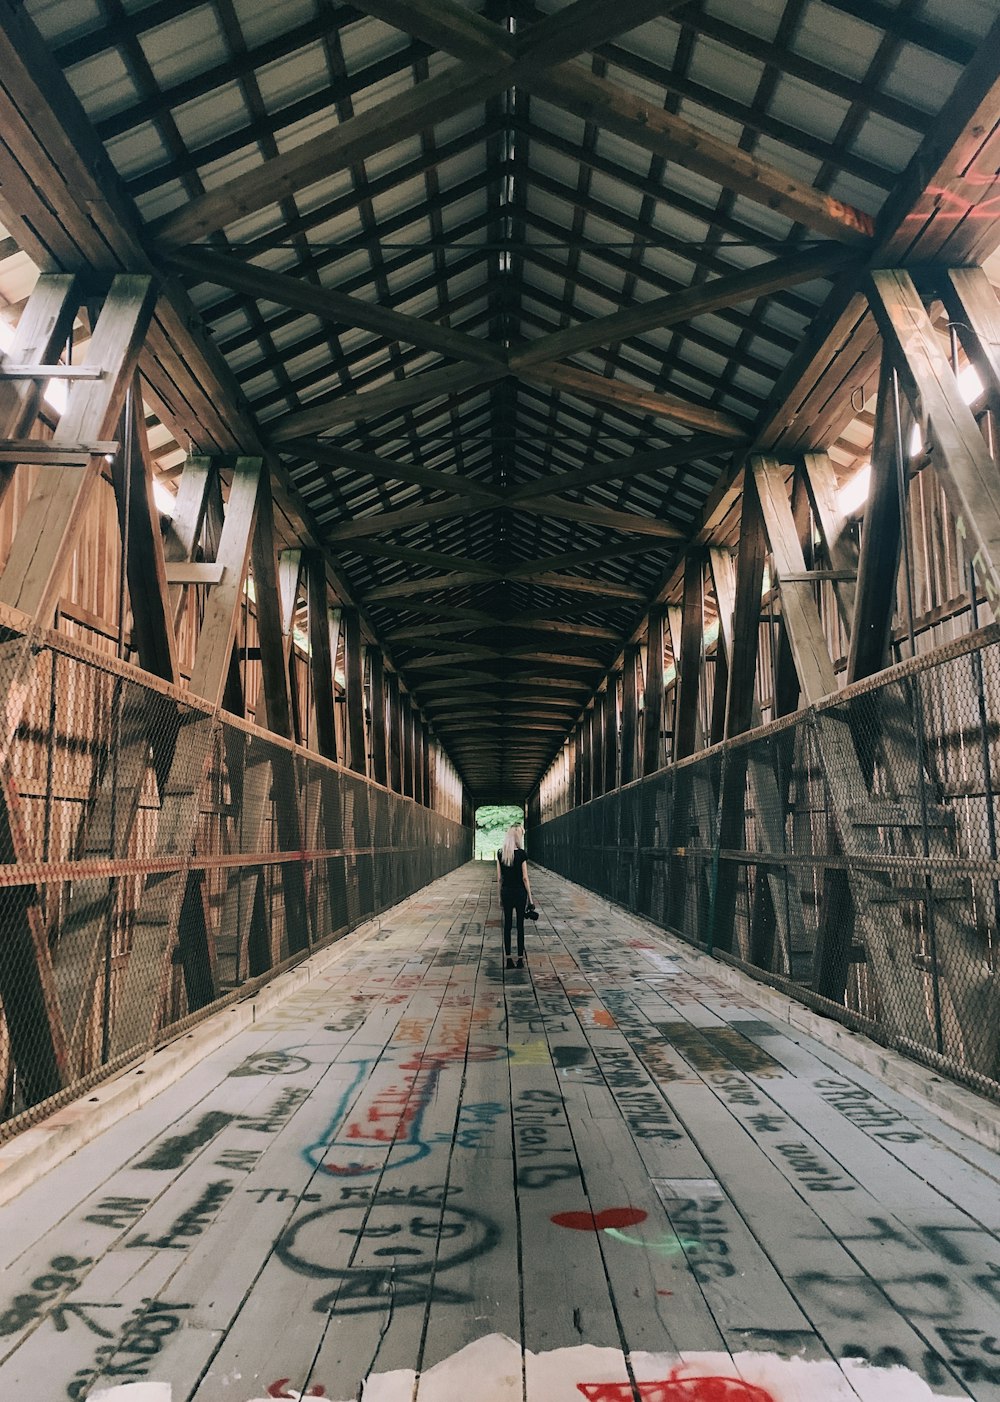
[496,823,534,969]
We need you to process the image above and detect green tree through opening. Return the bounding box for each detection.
[475,804,526,861]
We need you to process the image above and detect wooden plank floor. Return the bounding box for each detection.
[1,861,999,1401]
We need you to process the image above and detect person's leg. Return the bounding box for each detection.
[514,894,527,959]
[501,897,513,958]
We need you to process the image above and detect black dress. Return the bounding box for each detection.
[497,847,528,958]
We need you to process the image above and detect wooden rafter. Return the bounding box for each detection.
[154,0,676,248]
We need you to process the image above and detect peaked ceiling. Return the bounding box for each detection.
[6,0,1000,799]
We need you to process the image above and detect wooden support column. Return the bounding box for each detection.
[165,458,215,636]
[111,459,263,1057]
[56,409,195,1071]
[620,647,638,786]
[708,547,735,743]
[387,672,403,793]
[642,607,665,776]
[674,551,706,761]
[593,691,606,799]
[802,451,859,633]
[115,386,178,685]
[871,268,1000,609]
[0,275,78,463]
[254,502,311,960]
[277,550,304,743]
[705,471,767,956]
[0,278,154,1097]
[367,646,388,787]
[299,554,345,945]
[0,276,154,635]
[343,608,367,776]
[402,697,415,798]
[708,541,810,975]
[604,677,619,794]
[725,468,767,738]
[420,722,431,805]
[412,715,423,805]
[755,457,837,702]
[305,553,337,760]
[847,356,904,684]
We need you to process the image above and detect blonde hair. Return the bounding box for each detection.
[500,824,524,866]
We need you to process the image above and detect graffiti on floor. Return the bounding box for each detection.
[134,1111,233,1170]
[69,1299,191,1399]
[275,1186,500,1315]
[551,1207,647,1231]
[230,1050,313,1077]
[125,1180,233,1250]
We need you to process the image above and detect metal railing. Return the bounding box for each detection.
[534,624,1000,1102]
[0,611,471,1136]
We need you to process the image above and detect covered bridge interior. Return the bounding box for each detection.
[2,0,1000,1396]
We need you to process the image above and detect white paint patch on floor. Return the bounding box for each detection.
[105,1334,960,1402]
[87,1385,172,1402]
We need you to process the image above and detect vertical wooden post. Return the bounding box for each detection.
[583,708,594,803]
[387,672,403,793]
[593,693,606,799]
[343,608,367,775]
[421,723,432,805]
[277,550,304,744]
[642,607,665,776]
[0,275,78,461]
[367,646,388,786]
[402,695,415,798]
[306,553,337,760]
[770,466,811,719]
[423,732,434,809]
[708,547,736,744]
[725,468,767,739]
[618,645,638,787]
[412,717,423,804]
[847,356,904,683]
[674,551,705,761]
[111,459,264,1056]
[603,678,619,794]
[0,275,155,632]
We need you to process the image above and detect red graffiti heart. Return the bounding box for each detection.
[578,1375,776,1401]
[267,1382,327,1399]
[551,1207,647,1231]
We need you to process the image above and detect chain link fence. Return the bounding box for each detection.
[534,623,1000,1102]
[0,615,471,1137]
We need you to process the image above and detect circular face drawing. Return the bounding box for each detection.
[276,1196,500,1314]
[229,1051,312,1077]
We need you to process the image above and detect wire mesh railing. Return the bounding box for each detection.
[533,623,1000,1103]
[0,614,471,1137]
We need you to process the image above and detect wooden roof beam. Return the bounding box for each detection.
[509,436,734,502]
[323,497,479,542]
[269,363,506,441]
[520,362,748,437]
[526,573,645,601]
[171,246,504,370]
[510,245,859,372]
[518,495,685,540]
[154,0,675,248]
[365,570,495,601]
[404,650,604,671]
[359,0,874,246]
[282,439,503,504]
